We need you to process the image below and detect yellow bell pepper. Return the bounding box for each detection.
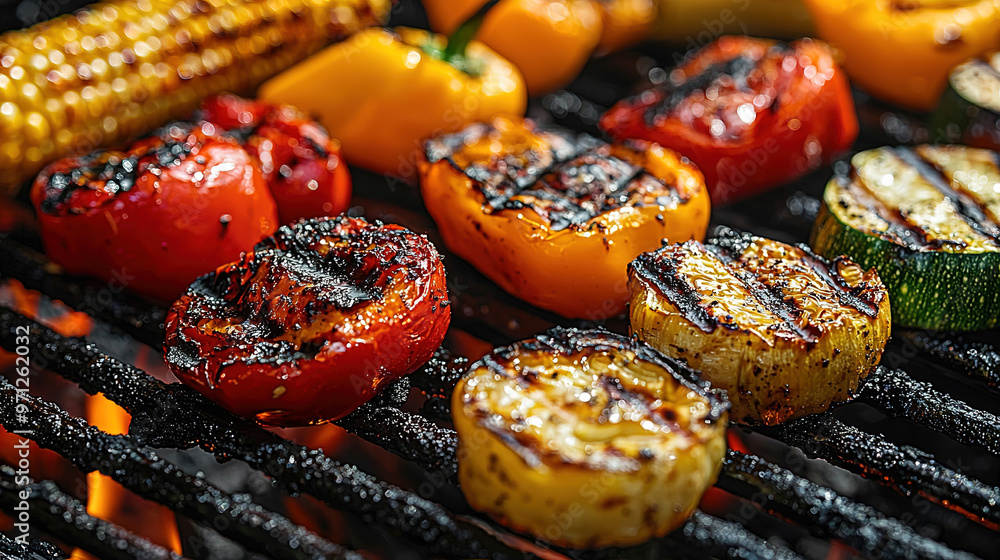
[595,0,658,54]
[652,0,814,43]
[258,24,525,179]
[803,0,1000,111]
[422,0,603,96]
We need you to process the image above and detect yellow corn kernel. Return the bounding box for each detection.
[0,0,390,194]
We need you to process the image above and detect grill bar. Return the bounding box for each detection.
[335,403,459,481]
[857,366,1000,454]
[682,511,801,560]
[0,236,165,349]
[897,330,1000,390]
[0,466,181,560]
[0,530,63,560]
[721,450,979,560]
[0,307,528,560]
[0,381,358,560]
[771,414,1000,528]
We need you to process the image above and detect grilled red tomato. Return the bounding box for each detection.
[600,36,858,203]
[31,124,278,302]
[163,216,451,426]
[199,94,352,224]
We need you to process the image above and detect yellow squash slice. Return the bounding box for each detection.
[452,328,727,548]
[628,228,891,425]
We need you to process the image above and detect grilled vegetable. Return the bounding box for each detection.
[811,145,1000,331]
[596,0,657,54]
[652,0,813,43]
[164,216,451,426]
[259,24,525,179]
[199,94,351,224]
[453,327,727,548]
[929,52,1000,151]
[802,0,1000,111]
[31,123,278,302]
[0,0,388,195]
[601,36,857,203]
[421,0,602,96]
[629,228,890,425]
[419,116,710,319]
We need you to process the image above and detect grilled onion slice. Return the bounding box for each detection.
[164,216,450,426]
[628,229,890,425]
[452,328,727,548]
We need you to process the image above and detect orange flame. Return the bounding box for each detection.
[72,392,183,559]
[0,280,91,490]
[0,280,181,556]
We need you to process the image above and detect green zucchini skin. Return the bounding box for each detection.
[929,56,1000,151]
[811,181,1000,332]
[810,146,1000,331]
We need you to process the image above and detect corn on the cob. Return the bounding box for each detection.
[0,0,389,194]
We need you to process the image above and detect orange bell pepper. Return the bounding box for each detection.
[422,0,603,96]
[803,0,1000,111]
[419,116,710,320]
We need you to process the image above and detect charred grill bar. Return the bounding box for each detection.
[897,330,1000,390]
[771,414,1000,527]
[0,379,357,560]
[856,366,1000,454]
[0,467,180,560]
[720,451,977,560]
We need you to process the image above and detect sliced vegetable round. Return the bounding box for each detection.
[629,228,890,425]
[930,52,1000,151]
[164,216,451,426]
[419,116,710,319]
[453,328,727,548]
[811,145,1000,331]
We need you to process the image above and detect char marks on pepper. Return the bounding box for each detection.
[639,43,793,129]
[427,121,690,231]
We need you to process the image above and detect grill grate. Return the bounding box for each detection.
[1,10,999,557]
[0,378,357,560]
[0,466,180,560]
[770,414,1000,528]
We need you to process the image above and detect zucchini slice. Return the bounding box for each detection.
[811,145,1000,331]
[930,52,1000,151]
[628,228,891,426]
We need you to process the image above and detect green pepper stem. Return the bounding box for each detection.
[441,0,501,62]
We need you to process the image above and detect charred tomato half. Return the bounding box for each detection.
[200,94,351,224]
[601,36,857,203]
[164,216,451,426]
[31,124,278,302]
